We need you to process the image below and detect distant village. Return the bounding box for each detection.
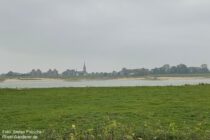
[0,63,209,79]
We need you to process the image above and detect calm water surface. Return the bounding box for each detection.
[1,78,210,88]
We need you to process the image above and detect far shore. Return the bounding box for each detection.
[115,76,210,81]
[1,76,210,82]
[0,78,5,82]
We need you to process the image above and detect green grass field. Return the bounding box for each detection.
[1,85,210,139]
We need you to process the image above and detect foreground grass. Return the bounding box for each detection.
[0,85,210,139]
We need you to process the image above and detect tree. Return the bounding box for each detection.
[201,64,209,73]
[176,64,189,74]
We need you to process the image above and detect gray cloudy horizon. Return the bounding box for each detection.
[0,0,210,73]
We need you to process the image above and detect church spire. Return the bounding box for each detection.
[83,61,87,73]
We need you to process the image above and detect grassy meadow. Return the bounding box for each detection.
[0,85,210,139]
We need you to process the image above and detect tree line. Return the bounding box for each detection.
[119,64,209,77]
[1,64,209,78]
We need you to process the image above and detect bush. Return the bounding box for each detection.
[40,117,210,140]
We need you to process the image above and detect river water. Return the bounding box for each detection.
[0,78,210,88]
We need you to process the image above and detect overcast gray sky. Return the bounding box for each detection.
[0,0,210,73]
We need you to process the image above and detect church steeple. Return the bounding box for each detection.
[83,62,87,73]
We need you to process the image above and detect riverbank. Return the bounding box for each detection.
[1,76,210,88]
[116,76,210,81]
[1,74,210,82]
[0,78,5,82]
